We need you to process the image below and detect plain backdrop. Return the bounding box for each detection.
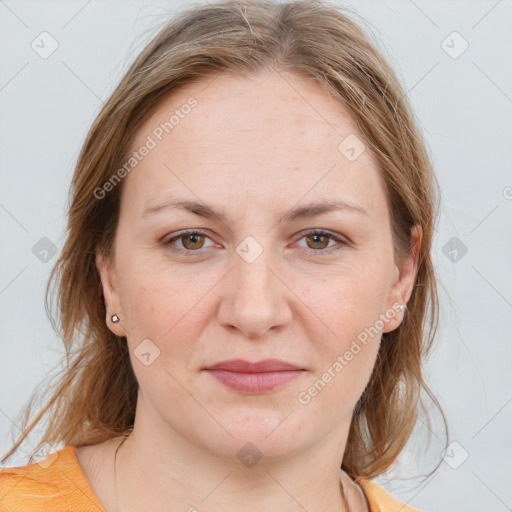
[1,1,511,511]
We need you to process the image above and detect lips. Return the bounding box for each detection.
[202,359,305,393]
[204,358,303,372]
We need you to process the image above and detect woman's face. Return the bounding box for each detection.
[97,70,419,462]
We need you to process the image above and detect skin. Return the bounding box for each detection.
[76,69,421,512]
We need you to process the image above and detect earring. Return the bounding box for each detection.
[111,314,120,323]
[399,304,406,312]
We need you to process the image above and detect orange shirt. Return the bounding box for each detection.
[0,445,422,511]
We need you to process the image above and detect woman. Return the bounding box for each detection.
[0,1,447,511]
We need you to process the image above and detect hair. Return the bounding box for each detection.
[3,0,448,481]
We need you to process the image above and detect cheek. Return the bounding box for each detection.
[117,254,210,338]
[301,284,382,414]
[118,267,206,398]
[302,253,391,328]
[297,256,389,394]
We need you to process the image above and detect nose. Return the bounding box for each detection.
[216,246,293,339]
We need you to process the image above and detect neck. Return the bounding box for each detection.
[111,408,358,512]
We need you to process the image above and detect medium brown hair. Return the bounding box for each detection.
[3,0,448,481]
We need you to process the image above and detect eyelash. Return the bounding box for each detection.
[163,229,347,256]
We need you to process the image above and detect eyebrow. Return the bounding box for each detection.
[141,197,370,223]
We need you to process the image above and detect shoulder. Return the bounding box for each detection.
[0,445,105,512]
[358,478,423,512]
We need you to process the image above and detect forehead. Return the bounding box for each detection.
[122,70,387,221]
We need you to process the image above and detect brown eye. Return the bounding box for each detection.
[305,233,330,250]
[296,229,347,255]
[164,229,346,256]
[164,230,213,253]
[181,233,205,250]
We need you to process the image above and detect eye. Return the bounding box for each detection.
[163,230,215,253]
[294,229,347,255]
[163,228,347,256]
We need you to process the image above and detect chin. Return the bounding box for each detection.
[193,408,314,463]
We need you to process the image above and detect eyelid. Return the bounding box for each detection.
[163,229,218,252]
[163,228,348,255]
[293,228,348,253]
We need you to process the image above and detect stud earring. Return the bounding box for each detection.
[399,304,406,312]
[111,314,120,323]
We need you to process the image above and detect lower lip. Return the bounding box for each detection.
[205,369,304,393]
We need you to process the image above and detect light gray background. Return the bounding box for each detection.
[1,1,511,511]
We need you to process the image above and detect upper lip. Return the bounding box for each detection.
[203,359,304,372]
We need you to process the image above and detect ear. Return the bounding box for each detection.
[95,247,127,337]
[381,225,422,334]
